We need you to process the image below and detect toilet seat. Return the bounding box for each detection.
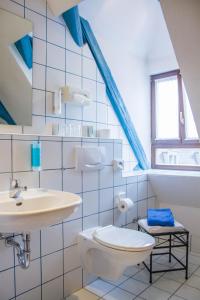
[93,225,155,252]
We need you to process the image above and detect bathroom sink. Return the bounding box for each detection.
[0,189,81,233]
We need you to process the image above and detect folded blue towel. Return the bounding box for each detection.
[147,208,175,227]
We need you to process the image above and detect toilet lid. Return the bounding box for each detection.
[93,225,155,252]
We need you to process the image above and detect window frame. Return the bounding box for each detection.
[151,69,200,171]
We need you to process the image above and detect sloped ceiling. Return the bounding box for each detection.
[160,0,200,137]
[79,0,175,60]
[80,0,158,56]
[47,0,85,16]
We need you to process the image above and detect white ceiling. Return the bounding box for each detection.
[47,0,85,16]
[79,0,177,62]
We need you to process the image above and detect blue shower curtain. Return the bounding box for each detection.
[63,7,149,170]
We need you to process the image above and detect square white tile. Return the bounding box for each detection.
[41,140,62,169]
[140,286,171,300]
[42,276,63,300]
[0,239,14,271]
[83,78,96,101]
[33,38,46,65]
[32,63,46,90]
[12,140,31,172]
[16,287,41,300]
[97,103,108,124]
[85,279,115,297]
[14,171,39,189]
[32,89,45,116]
[138,181,148,200]
[30,230,41,260]
[83,101,97,122]
[41,224,63,256]
[47,43,65,71]
[119,277,148,296]
[101,142,113,166]
[66,51,82,76]
[103,287,134,300]
[65,104,82,120]
[83,170,98,192]
[83,214,99,230]
[42,250,63,283]
[47,19,65,47]
[64,218,82,248]
[176,284,200,299]
[83,57,96,80]
[153,277,182,293]
[66,72,82,88]
[137,199,147,219]
[0,140,11,172]
[114,170,126,187]
[100,188,114,212]
[114,208,126,227]
[186,274,200,290]
[100,166,113,189]
[83,191,99,217]
[127,183,137,203]
[46,67,65,92]
[99,210,113,227]
[63,169,82,193]
[64,268,82,297]
[16,258,41,295]
[0,268,15,300]
[40,170,62,190]
[97,83,106,104]
[64,245,81,273]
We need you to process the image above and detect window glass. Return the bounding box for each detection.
[182,82,198,140]
[156,148,200,167]
[155,76,179,139]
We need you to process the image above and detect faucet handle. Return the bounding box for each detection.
[10,179,19,189]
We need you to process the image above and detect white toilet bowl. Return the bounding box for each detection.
[77,225,155,280]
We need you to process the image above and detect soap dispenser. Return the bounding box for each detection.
[31,141,41,171]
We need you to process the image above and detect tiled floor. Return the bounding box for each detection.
[66,250,200,300]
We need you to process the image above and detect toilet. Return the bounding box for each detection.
[77,225,155,280]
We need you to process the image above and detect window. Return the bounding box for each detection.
[151,70,200,170]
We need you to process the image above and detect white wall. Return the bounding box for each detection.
[80,0,154,160]
[160,0,200,137]
[149,171,200,252]
[0,1,158,299]
[92,44,151,160]
[147,0,178,74]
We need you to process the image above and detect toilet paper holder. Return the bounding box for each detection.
[115,192,126,203]
[116,192,134,213]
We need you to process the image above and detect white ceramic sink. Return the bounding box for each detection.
[0,188,82,233]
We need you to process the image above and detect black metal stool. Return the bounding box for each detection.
[138,219,189,283]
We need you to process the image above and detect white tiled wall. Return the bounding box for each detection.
[0,1,156,299]
[0,134,156,300]
[0,0,138,174]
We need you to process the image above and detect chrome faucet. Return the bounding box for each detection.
[9,179,27,199]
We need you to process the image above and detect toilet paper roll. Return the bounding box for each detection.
[118,198,134,213]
